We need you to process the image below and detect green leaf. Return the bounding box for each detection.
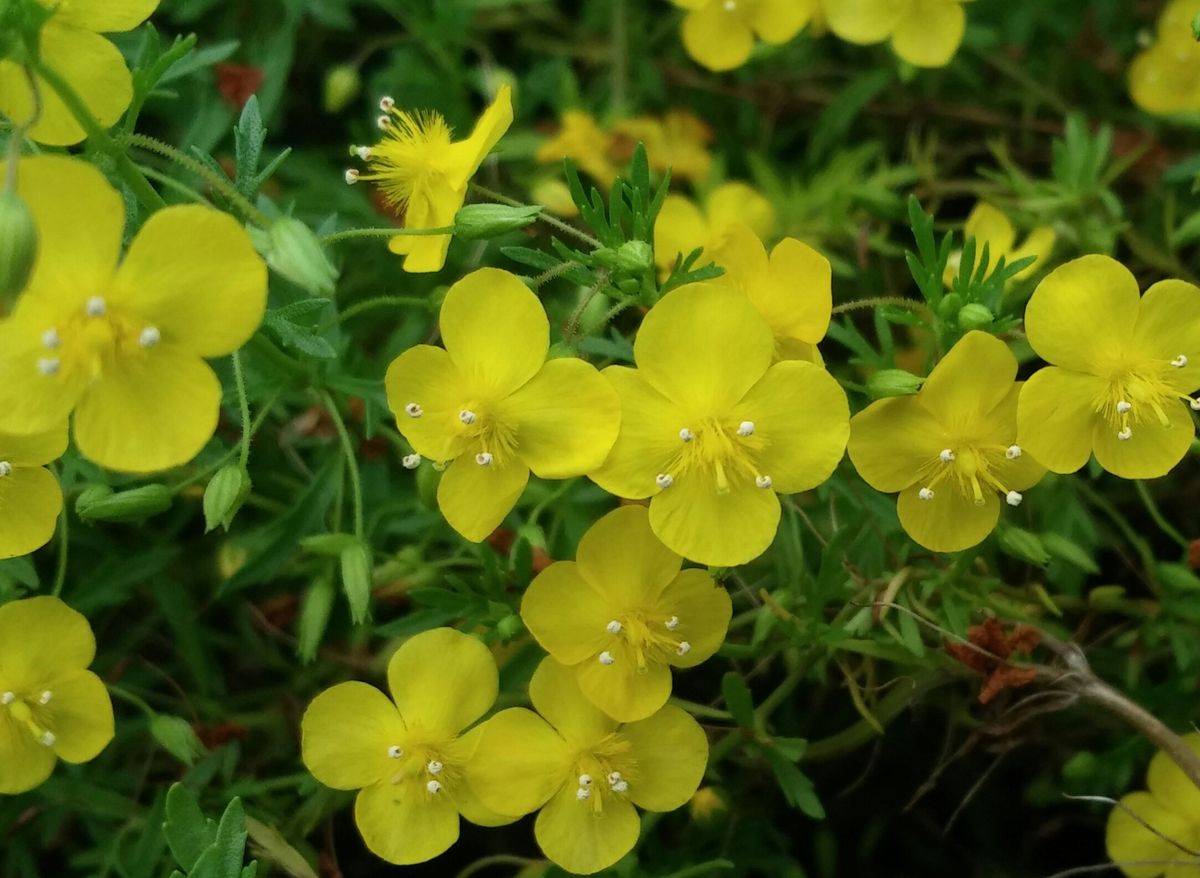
[234,96,266,198]
[763,745,825,819]
[164,784,217,871]
[721,672,756,728]
[212,797,250,878]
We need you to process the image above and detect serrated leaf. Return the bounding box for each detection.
[721,672,756,728]
[234,96,266,198]
[763,746,825,819]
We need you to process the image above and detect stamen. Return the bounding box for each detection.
[38,691,52,705]
[939,449,955,462]
[1005,491,1023,507]
[579,774,593,787]
[598,651,615,666]
[665,615,679,631]
[475,452,493,466]
[612,779,629,793]
[0,462,10,478]
[679,428,694,442]
[918,487,934,501]
[427,760,443,775]
[380,96,396,112]
[402,453,421,469]
[376,115,391,130]
[1116,400,1132,414]
[737,421,755,437]
[0,692,13,705]
[37,357,60,376]
[353,146,372,160]
[676,641,692,656]
[607,772,623,786]
[344,169,360,185]
[606,620,623,634]
[138,326,161,348]
[1117,427,1133,441]
[1191,398,1200,411]
[1005,445,1022,460]
[40,731,56,747]
[576,787,591,800]
[1171,354,1189,368]
[755,475,773,489]
[404,402,423,418]
[85,296,106,317]
[426,780,442,794]
[42,328,60,349]
[655,473,674,489]
[387,745,403,759]
[459,410,477,425]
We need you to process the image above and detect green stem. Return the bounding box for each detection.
[659,860,736,878]
[231,351,252,469]
[135,164,210,205]
[4,65,41,190]
[167,389,280,494]
[754,651,818,723]
[320,226,454,245]
[470,182,602,249]
[108,684,156,719]
[670,697,733,721]
[323,294,434,330]
[322,390,365,539]
[832,296,929,316]
[1135,480,1189,550]
[51,497,69,597]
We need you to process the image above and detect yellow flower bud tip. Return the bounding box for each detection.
[689,786,727,822]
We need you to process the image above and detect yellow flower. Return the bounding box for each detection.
[654,182,776,277]
[0,0,158,146]
[0,424,66,559]
[300,628,514,866]
[942,203,1056,288]
[1017,256,1200,480]
[358,86,513,273]
[1130,0,1200,115]
[590,284,850,566]
[848,332,1045,553]
[536,110,620,186]
[824,0,968,68]
[521,505,731,722]
[385,268,621,542]
[612,110,714,184]
[531,178,579,218]
[467,657,708,876]
[0,156,267,473]
[0,596,114,795]
[670,0,817,72]
[1105,734,1200,878]
[715,223,831,363]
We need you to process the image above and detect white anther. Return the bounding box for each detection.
[939,448,955,462]
[426,780,442,794]
[918,487,934,501]
[655,473,674,489]
[598,651,615,666]
[380,96,395,112]
[1191,398,1200,411]
[85,296,107,317]
[737,421,755,437]
[676,641,692,656]
[576,787,591,800]
[387,745,403,759]
[37,357,60,376]
[40,731,56,747]
[138,326,161,348]
[0,462,11,478]
[354,146,373,160]
[404,402,423,418]
[755,475,773,489]
[0,692,13,705]
[1005,445,1022,460]
[665,615,679,631]
[475,452,493,466]
[1005,491,1023,507]
[1118,427,1133,441]
[607,772,623,786]
[679,428,694,442]
[427,760,443,775]
[402,453,421,469]
[612,779,629,793]
[42,328,60,349]
[376,115,391,130]
[723,0,737,10]
[1171,354,1189,368]
[459,409,477,425]
[578,774,593,787]
[606,619,623,634]
[1116,400,1132,414]
[38,691,52,705]
[344,168,360,185]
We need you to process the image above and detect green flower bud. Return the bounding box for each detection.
[0,188,37,305]
[615,240,653,273]
[202,464,251,533]
[302,532,360,556]
[76,484,172,522]
[340,540,373,624]
[867,368,925,399]
[297,575,336,663]
[1192,11,1200,40]
[957,303,994,330]
[250,217,339,297]
[416,461,441,510]
[453,203,541,240]
[937,292,963,320]
[996,525,1049,566]
[323,65,362,114]
[149,714,205,765]
[1087,585,1126,607]
[496,613,524,641]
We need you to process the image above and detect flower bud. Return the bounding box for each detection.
[689,787,728,823]
[496,613,524,641]
[202,464,251,533]
[453,204,541,240]
[867,368,925,399]
[996,525,1049,566]
[149,713,205,765]
[250,217,339,297]
[76,484,172,522]
[416,461,441,510]
[0,188,37,305]
[937,292,962,320]
[1087,585,1126,607]
[615,240,653,273]
[957,303,994,330]
[323,65,361,114]
[340,540,373,625]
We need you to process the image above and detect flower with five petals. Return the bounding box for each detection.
[0,424,66,559]
[669,0,817,72]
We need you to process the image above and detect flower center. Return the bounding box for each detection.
[655,418,772,496]
[34,297,160,384]
[1097,357,1200,442]
[597,612,690,672]
[401,397,519,466]
[381,735,459,800]
[1,688,58,747]
[570,732,638,814]
[359,98,456,210]
[914,444,1024,509]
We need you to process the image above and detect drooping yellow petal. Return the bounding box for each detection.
[588,367,687,500]
[0,467,63,560]
[1091,399,1195,480]
[575,638,673,722]
[1105,791,1196,878]
[706,182,776,243]
[896,482,1000,553]
[733,360,849,495]
[1147,734,1200,815]
[919,332,1017,432]
[621,705,708,811]
[890,0,966,68]
[437,456,530,542]
[658,569,731,669]
[0,424,68,468]
[529,657,617,748]
[440,269,549,398]
[848,396,946,493]
[654,196,710,272]
[649,470,781,567]
[1133,280,1200,392]
[575,505,683,607]
[387,181,458,274]
[635,284,773,415]
[386,628,498,735]
[301,681,408,790]
[501,357,621,479]
[750,0,818,43]
[1025,255,1140,374]
[823,0,905,44]
[1010,226,1057,281]
[0,597,95,693]
[45,669,113,763]
[52,0,159,31]
[534,779,641,875]
[680,3,756,72]
[355,780,460,865]
[445,85,515,189]
[466,708,571,817]
[522,561,614,665]
[1016,367,1106,475]
[111,206,267,357]
[964,204,1017,263]
[0,712,56,794]
[386,345,470,462]
[73,343,221,473]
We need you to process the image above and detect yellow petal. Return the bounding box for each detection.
[387,628,498,735]
[1105,791,1195,878]
[522,561,613,665]
[301,681,407,790]
[963,203,1017,264]
[659,569,731,669]
[1148,734,1200,815]
[1092,400,1194,480]
[897,482,1000,553]
[823,0,905,44]
[681,4,756,72]
[437,456,530,542]
[649,470,781,567]
[388,182,458,274]
[654,195,709,272]
[73,343,220,473]
[386,345,470,462]
[890,0,965,68]
[750,0,818,43]
[534,779,641,875]
[53,0,159,32]
[714,223,771,290]
[441,269,549,398]
[588,367,687,500]
[112,206,267,357]
[706,182,776,242]
[1025,255,1139,374]
[0,712,56,794]
[763,238,833,344]
[454,722,524,827]
[46,669,113,763]
[529,657,617,748]
[500,357,621,479]
[1016,367,1105,475]
[575,639,673,723]
[635,284,773,415]
[576,505,683,606]
[734,360,849,494]
[1010,226,1057,280]
[445,85,515,189]
[0,467,62,560]
[983,385,1046,492]
[1133,280,1200,392]
[466,708,570,817]
[355,780,460,865]
[848,397,945,493]
[621,705,708,811]
[0,424,68,468]
[920,331,1017,431]
[0,597,95,691]
[1129,43,1200,115]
